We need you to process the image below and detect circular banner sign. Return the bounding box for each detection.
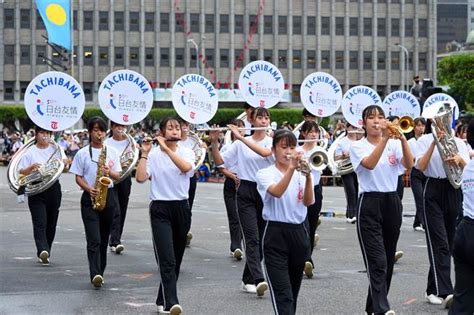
[98,70,153,125]
[300,72,342,117]
[24,71,85,131]
[171,74,219,124]
[382,90,421,119]
[423,93,459,120]
[238,60,284,108]
[341,85,382,127]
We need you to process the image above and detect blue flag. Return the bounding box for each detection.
[36,0,71,51]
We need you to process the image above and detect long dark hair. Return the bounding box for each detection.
[299,121,319,140]
[159,117,181,136]
[361,105,385,137]
[87,116,107,132]
[273,129,297,148]
[251,107,270,122]
[230,118,245,142]
[467,118,474,148]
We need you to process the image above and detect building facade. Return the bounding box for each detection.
[437,0,469,52]
[1,0,437,105]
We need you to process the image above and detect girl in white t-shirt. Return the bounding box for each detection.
[136,117,195,315]
[256,129,314,315]
[296,120,323,278]
[349,105,414,315]
[210,107,273,298]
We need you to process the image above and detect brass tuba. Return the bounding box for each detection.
[7,137,66,196]
[91,142,112,211]
[116,132,139,183]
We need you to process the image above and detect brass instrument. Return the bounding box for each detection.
[116,132,139,183]
[187,131,207,171]
[287,148,329,174]
[91,141,112,211]
[293,120,329,149]
[387,116,415,137]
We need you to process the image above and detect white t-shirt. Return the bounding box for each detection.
[415,134,470,178]
[296,146,321,185]
[243,118,252,136]
[256,164,314,224]
[105,137,129,156]
[462,159,474,219]
[335,136,353,157]
[350,138,405,194]
[18,144,62,174]
[70,145,121,188]
[146,146,195,201]
[219,142,238,173]
[221,136,274,182]
[408,137,420,158]
[179,137,195,150]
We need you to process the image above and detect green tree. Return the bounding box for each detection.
[438,53,474,111]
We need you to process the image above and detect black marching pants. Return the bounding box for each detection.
[423,178,460,297]
[81,190,117,280]
[109,176,132,246]
[150,200,191,311]
[305,184,322,265]
[450,216,474,315]
[237,180,265,286]
[341,172,358,219]
[357,192,402,314]
[188,174,197,212]
[410,168,426,228]
[28,181,62,257]
[223,177,242,252]
[263,221,310,315]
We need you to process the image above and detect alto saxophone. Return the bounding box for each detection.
[91,142,112,211]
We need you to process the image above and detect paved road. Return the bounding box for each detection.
[0,167,449,314]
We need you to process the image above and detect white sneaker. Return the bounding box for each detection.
[186,232,193,247]
[304,261,314,278]
[233,248,243,261]
[115,244,124,254]
[157,305,164,313]
[346,218,352,223]
[425,293,443,305]
[394,251,404,263]
[242,282,256,294]
[443,294,454,309]
[170,304,183,315]
[92,275,103,288]
[349,217,357,224]
[385,310,396,315]
[39,250,49,264]
[109,246,116,252]
[314,234,320,247]
[414,226,425,232]
[256,281,268,297]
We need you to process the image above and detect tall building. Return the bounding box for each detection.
[437,0,469,52]
[469,0,474,32]
[1,0,437,105]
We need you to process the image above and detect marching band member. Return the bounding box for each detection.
[217,118,244,260]
[105,121,132,254]
[70,117,121,288]
[408,118,427,231]
[297,121,323,278]
[350,105,413,315]
[243,103,254,136]
[450,118,474,314]
[210,107,272,297]
[136,117,195,315]
[335,123,360,224]
[416,119,469,306]
[18,126,63,265]
[257,130,314,315]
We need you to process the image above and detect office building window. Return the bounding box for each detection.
[307,16,316,35]
[293,50,302,68]
[264,49,273,63]
[20,9,31,29]
[321,50,330,69]
[52,50,62,65]
[220,14,229,33]
[115,12,124,31]
[4,8,14,28]
[335,51,344,69]
[264,15,273,34]
[350,51,358,69]
[419,52,427,71]
[205,14,214,33]
[190,13,200,33]
[73,10,77,30]
[350,17,358,36]
[190,48,197,68]
[114,47,124,66]
[278,16,287,34]
[363,18,372,36]
[4,45,14,64]
[220,49,229,67]
[145,12,155,31]
[20,81,29,100]
[175,48,184,67]
[72,46,78,65]
[145,48,154,66]
[84,47,93,65]
[235,49,243,66]
[160,13,169,32]
[278,50,287,68]
[405,18,413,37]
[293,16,302,35]
[419,19,427,37]
[391,51,400,70]
[205,49,214,67]
[250,15,258,30]
[235,15,244,33]
[292,84,301,102]
[307,50,316,69]
[335,17,344,36]
[391,18,399,37]
[321,17,330,35]
[250,49,258,62]
[4,81,15,101]
[377,18,386,37]
[37,13,45,29]
[83,11,93,30]
[377,51,386,69]
[83,82,93,101]
[160,48,170,67]
[175,13,184,32]
[99,11,108,30]
[99,47,108,65]
[37,45,46,64]
[363,51,372,70]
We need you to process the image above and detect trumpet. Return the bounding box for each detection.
[387,116,415,136]
[285,147,329,175]
[196,126,272,132]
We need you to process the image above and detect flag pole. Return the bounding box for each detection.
[70,0,74,78]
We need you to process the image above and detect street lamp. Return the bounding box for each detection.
[395,43,409,92]
[188,39,199,74]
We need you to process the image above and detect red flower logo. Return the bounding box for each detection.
[51,121,58,129]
